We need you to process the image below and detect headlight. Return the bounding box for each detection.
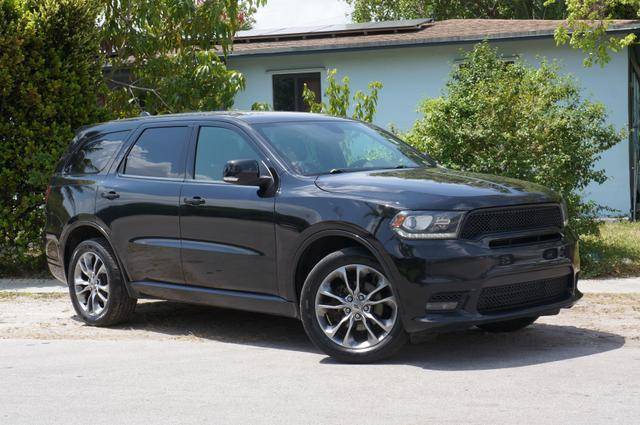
[390,211,464,239]
[560,199,569,227]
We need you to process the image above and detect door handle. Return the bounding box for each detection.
[183,196,205,206]
[101,190,120,200]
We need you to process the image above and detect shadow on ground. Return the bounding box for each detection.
[389,323,625,370]
[79,300,626,369]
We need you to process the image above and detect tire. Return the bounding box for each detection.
[67,237,137,326]
[300,248,407,363]
[477,316,539,333]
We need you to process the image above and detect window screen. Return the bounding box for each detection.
[194,127,261,181]
[123,127,189,178]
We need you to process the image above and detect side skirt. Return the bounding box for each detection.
[129,281,299,319]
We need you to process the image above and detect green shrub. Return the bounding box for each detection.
[302,69,383,123]
[405,42,624,236]
[250,101,272,111]
[0,0,107,274]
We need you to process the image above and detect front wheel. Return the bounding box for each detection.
[300,248,407,363]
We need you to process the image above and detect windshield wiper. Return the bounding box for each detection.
[329,165,412,174]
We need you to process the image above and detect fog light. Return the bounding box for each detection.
[425,301,458,311]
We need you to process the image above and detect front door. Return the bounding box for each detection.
[97,125,192,284]
[179,124,278,295]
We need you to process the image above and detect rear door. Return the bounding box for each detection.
[96,124,192,284]
[179,122,278,294]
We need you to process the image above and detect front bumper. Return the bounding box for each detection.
[413,288,581,333]
[379,227,580,334]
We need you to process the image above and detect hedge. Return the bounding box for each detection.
[0,0,107,274]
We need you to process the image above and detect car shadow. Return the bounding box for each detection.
[107,300,315,353]
[98,301,626,369]
[362,324,626,370]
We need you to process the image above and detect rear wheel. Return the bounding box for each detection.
[300,248,407,363]
[67,238,137,326]
[477,316,538,333]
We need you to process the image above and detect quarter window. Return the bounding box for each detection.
[66,131,130,175]
[273,72,321,112]
[123,127,190,178]
[194,127,261,181]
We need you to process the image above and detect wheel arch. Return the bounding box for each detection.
[60,220,134,296]
[291,227,397,307]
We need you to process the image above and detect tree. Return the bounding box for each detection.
[0,0,108,273]
[549,0,639,67]
[100,0,266,116]
[405,42,624,235]
[346,0,573,22]
[302,69,383,122]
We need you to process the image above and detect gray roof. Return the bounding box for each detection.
[230,19,640,57]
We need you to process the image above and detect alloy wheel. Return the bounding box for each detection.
[73,251,109,317]
[314,264,398,349]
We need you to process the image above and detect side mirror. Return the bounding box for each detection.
[223,159,272,188]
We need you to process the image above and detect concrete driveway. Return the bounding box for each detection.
[1,279,639,424]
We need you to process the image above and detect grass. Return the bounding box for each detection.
[0,292,66,300]
[580,221,640,279]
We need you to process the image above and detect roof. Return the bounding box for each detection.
[78,112,349,135]
[236,18,433,42]
[230,19,640,57]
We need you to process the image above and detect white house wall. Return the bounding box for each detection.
[228,38,630,215]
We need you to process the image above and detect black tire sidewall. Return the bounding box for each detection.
[300,248,407,363]
[67,238,131,326]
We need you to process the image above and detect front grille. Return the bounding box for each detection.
[489,232,562,249]
[460,204,564,240]
[477,275,571,314]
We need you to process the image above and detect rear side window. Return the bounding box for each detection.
[66,131,130,175]
[123,127,190,178]
[194,127,261,181]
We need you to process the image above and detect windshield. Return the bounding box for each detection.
[252,120,434,176]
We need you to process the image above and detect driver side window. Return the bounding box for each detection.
[194,126,261,182]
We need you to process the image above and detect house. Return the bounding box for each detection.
[227,18,640,218]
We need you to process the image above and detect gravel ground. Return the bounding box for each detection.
[0,292,638,345]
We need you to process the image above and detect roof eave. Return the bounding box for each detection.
[228,26,640,58]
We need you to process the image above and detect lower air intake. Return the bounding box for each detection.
[477,275,571,314]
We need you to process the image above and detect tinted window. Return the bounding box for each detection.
[254,121,433,175]
[194,127,261,181]
[123,127,189,178]
[273,72,321,112]
[66,131,130,175]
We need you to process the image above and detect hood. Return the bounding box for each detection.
[314,167,560,211]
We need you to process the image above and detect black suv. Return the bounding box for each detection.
[45,112,581,363]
